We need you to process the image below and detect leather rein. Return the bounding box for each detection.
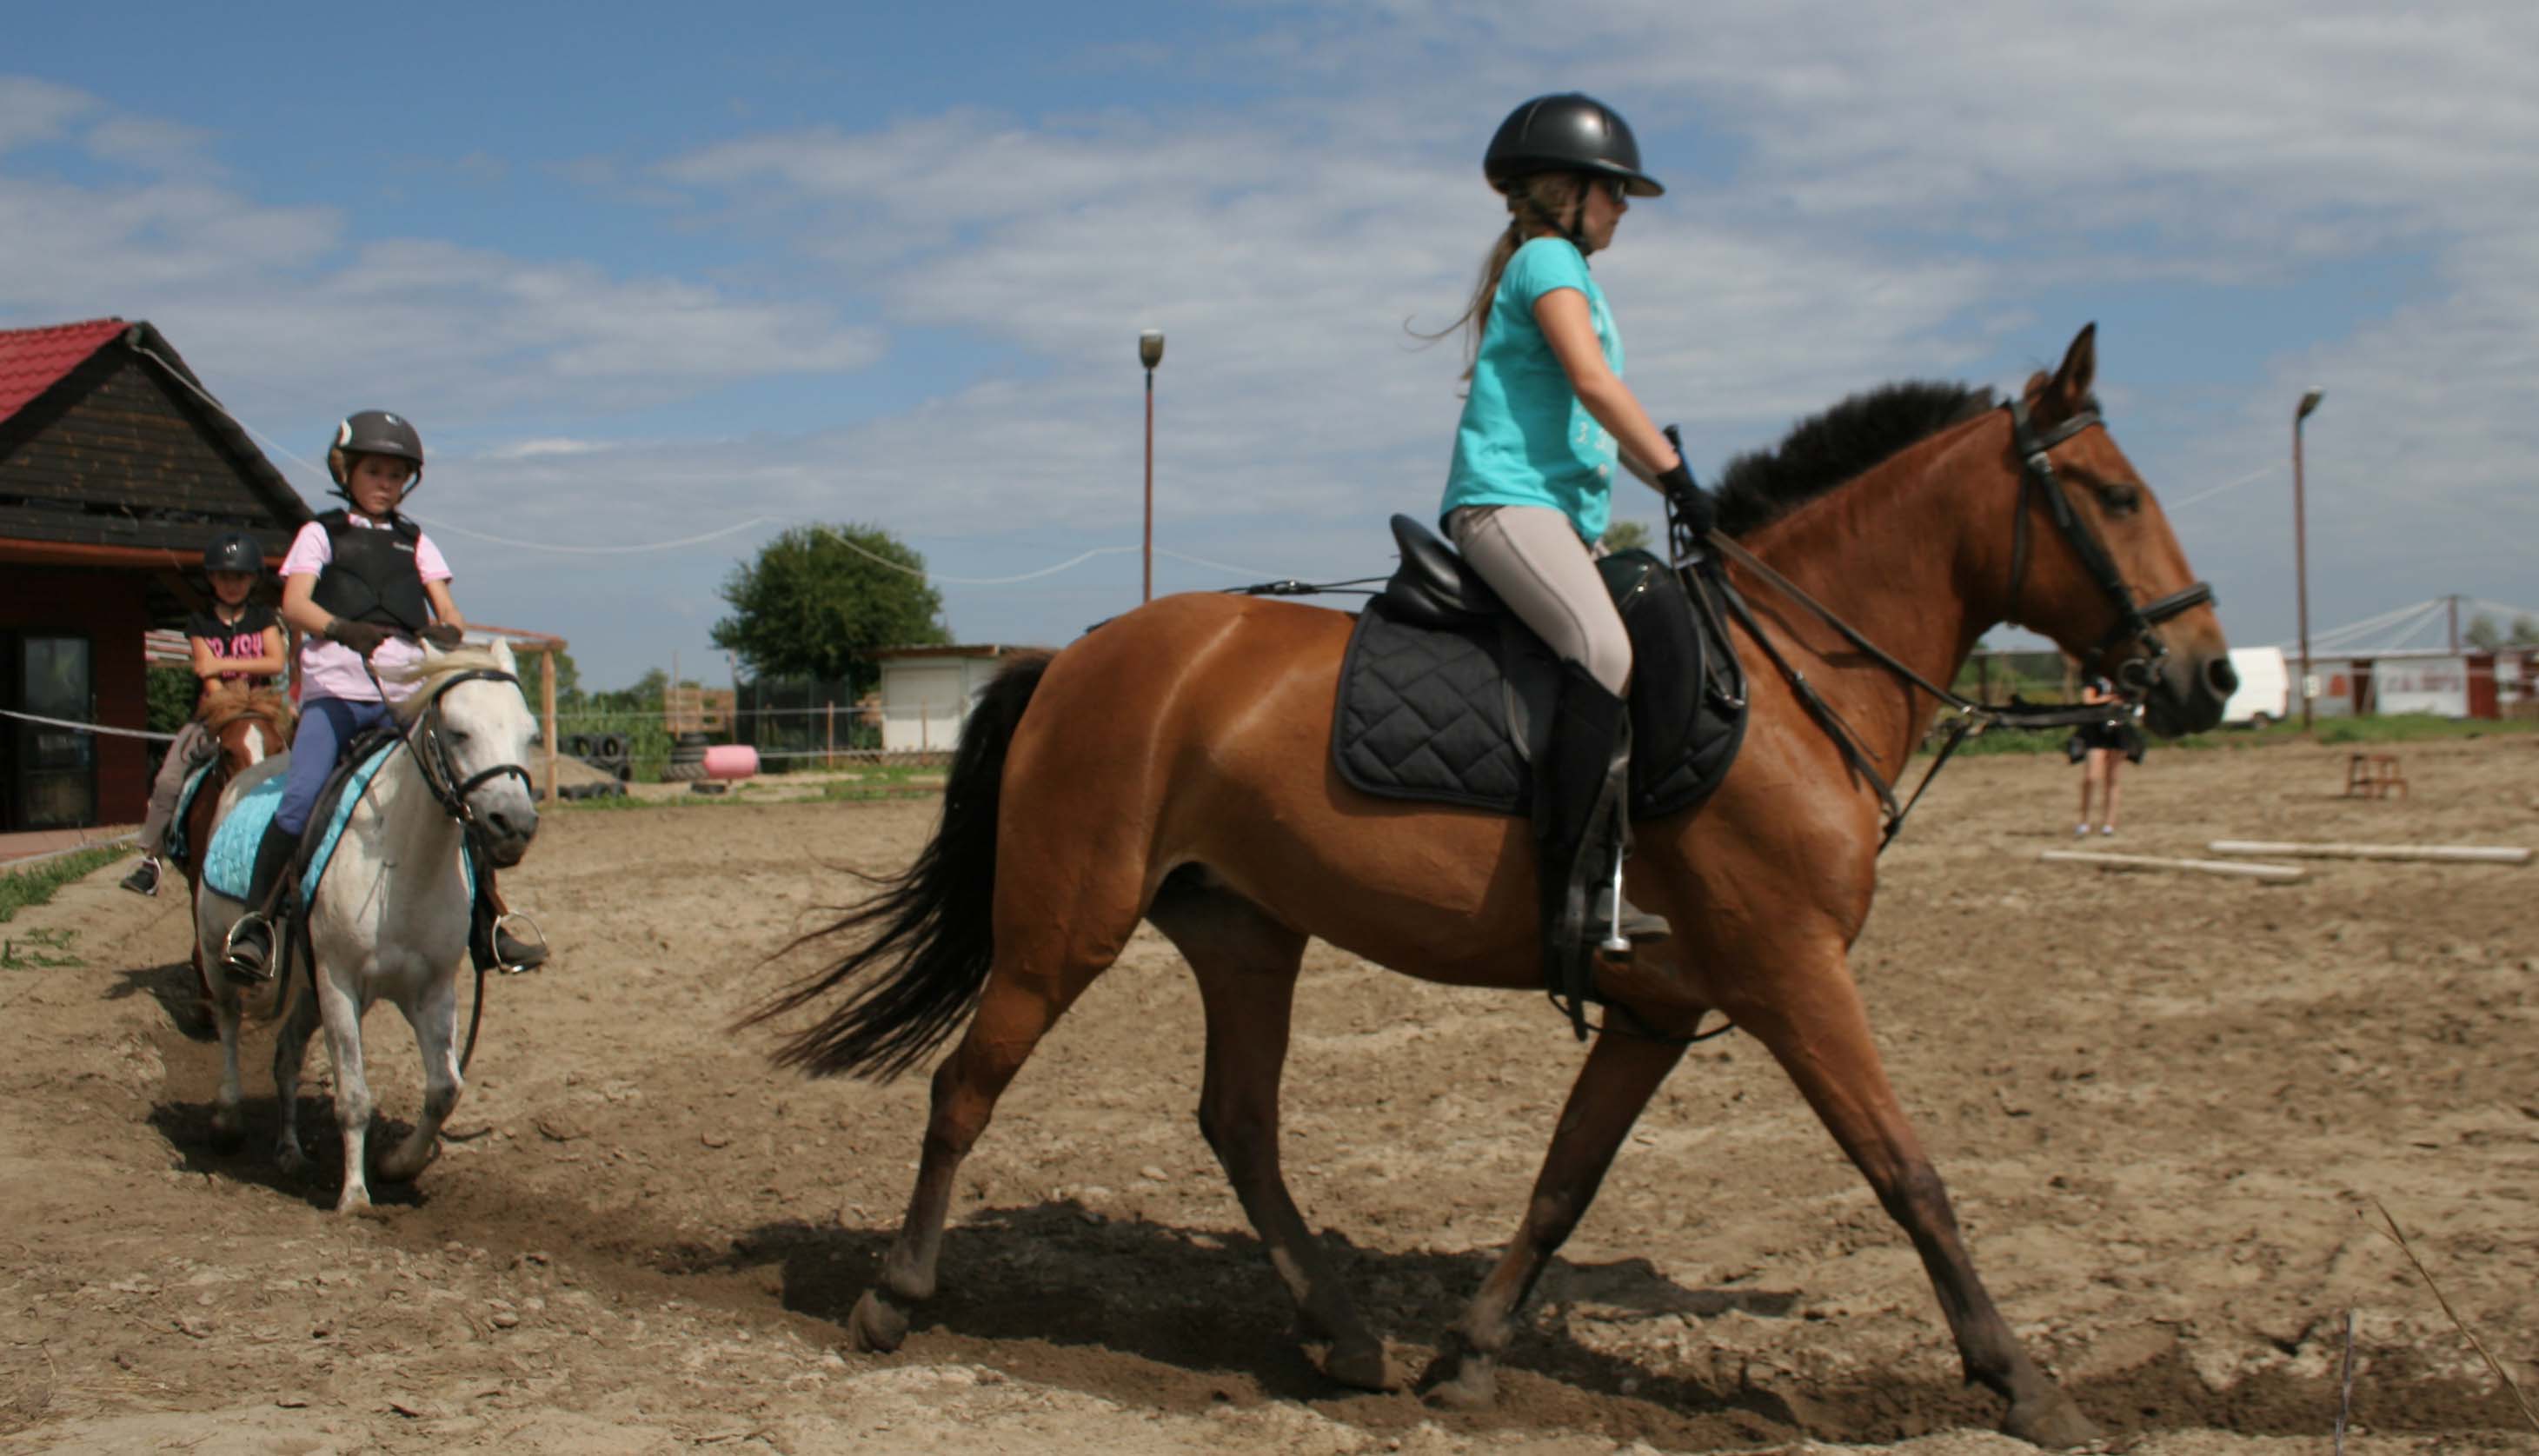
[1667,402,2213,850]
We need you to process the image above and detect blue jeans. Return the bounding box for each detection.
[276,696,395,836]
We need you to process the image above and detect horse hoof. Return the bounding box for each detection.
[1316,1338,1396,1392]
[373,1140,441,1184]
[847,1290,909,1353]
[2004,1392,2099,1448]
[209,1111,244,1153]
[1419,1356,1496,1410]
[276,1139,309,1174]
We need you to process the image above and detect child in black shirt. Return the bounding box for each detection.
[121,533,287,896]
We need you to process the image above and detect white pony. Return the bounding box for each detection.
[194,642,542,1212]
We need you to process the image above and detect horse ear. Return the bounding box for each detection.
[2050,322,2097,408]
[492,639,517,675]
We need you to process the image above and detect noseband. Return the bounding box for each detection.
[402,668,536,848]
[2004,399,2214,691]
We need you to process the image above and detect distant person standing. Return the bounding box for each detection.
[2072,675,2142,836]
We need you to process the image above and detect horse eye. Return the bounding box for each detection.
[2097,484,2141,516]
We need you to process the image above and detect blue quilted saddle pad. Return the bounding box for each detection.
[203,742,470,902]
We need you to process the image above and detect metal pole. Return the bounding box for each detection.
[2294,388,2323,732]
[541,648,559,804]
[1143,364,1155,604]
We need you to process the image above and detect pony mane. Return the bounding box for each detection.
[197,681,296,741]
[382,646,514,725]
[1713,382,1999,536]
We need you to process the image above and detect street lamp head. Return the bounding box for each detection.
[1139,329,1165,369]
[2296,386,2324,421]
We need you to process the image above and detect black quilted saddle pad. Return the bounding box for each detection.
[1332,551,1749,821]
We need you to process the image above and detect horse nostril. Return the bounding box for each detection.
[2205,656,2239,697]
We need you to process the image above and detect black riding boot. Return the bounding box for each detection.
[471,878,548,972]
[220,821,299,983]
[1534,662,1631,1010]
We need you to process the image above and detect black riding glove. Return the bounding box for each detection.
[418,623,466,650]
[327,619,391,657]
[1657,458,1715,536]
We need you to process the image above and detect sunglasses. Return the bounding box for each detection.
[1602,177,1631,204]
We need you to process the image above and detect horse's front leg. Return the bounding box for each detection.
[1730,940,2097,1448]
[376,969,462,1183]
[312,964,376,1213]
[1423,1024,1685,1407]
[203,953,249,1152]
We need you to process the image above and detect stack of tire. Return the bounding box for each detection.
[662,731,713,782]
[566,733,635,781]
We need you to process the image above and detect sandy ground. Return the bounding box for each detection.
[3,735,2535,1454]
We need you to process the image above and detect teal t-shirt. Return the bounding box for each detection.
[1439,236,1623,544]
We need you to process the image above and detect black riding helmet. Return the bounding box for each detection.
[202,531,264,574]
[326,409,425,498]
[1485,93,1665,198]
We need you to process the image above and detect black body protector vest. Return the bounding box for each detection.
[309,509,430,633]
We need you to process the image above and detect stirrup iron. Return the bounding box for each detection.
[1599,854,1632,958]
[218,913,277,985]
[489,911,548,974]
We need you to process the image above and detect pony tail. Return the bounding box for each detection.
[1405,174,1584,381]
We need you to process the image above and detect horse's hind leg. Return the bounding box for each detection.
[846,896,1140,1353]
[1423,1025,1685,1407]
[376,972,462,1183]
[1734,943,2097,1447]
[270,976,322,1175]
[1152,886,1392,1391]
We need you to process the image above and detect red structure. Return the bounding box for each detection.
[0,318,307,833]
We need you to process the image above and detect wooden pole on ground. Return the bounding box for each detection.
[2039,849,2306,882]
[2207,840,2530,865]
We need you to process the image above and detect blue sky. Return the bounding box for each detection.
[7,2,2534,687]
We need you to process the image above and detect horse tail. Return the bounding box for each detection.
[744,650,1054,1081]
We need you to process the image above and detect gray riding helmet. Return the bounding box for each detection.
[1484,94,1665,197]
[203,531,264,574]
[326,409,426,492]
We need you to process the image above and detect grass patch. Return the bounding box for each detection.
[0,844,135,925]
[0,926,84,969]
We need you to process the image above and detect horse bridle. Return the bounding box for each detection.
[400,668,537,849]
[2004,398,2214,692]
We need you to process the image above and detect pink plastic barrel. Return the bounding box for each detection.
[701,744,760,781]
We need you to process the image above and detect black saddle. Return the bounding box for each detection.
[1333,515,1749,820]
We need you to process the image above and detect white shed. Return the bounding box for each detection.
[874,645,1039,753]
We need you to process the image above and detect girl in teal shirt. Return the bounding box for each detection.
[1434,93,1708,989]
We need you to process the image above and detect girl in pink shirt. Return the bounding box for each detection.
[221,410,545,981]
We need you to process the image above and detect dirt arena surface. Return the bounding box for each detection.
[4,735,2535,1453]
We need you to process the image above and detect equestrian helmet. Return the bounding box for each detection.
[202,531,264,574]
[327,409,425,489]
[1484,93,1664,198]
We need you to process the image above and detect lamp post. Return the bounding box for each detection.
[1140,329,1165,603]
[2293,385,2324,731]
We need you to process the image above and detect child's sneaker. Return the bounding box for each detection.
[2100,824,2117,836]
[118,856,162,897]
[2074,823,2089,838]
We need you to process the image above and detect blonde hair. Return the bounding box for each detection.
[1413,172,1591,377]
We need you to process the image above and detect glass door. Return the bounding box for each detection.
[15,635,96,829]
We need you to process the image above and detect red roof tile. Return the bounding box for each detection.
[0,317,130,425]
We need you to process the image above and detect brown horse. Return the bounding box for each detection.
[756,326,2231,1446]
[177,682,296,1001]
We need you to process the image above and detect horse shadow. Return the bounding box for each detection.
[144,1096,435,1213]
[103,959,217,1042]
[687,1204,1852,1426]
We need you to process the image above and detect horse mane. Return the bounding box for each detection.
[382,646,512,725]
[1713,381,2000,536]
[197,681,296,741]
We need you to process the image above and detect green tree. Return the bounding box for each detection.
[542,647,582,704]
[2512,615,2539,648]
[2465,613,2503,651]
[711,523,950,693]
[1600,519,1652,554]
